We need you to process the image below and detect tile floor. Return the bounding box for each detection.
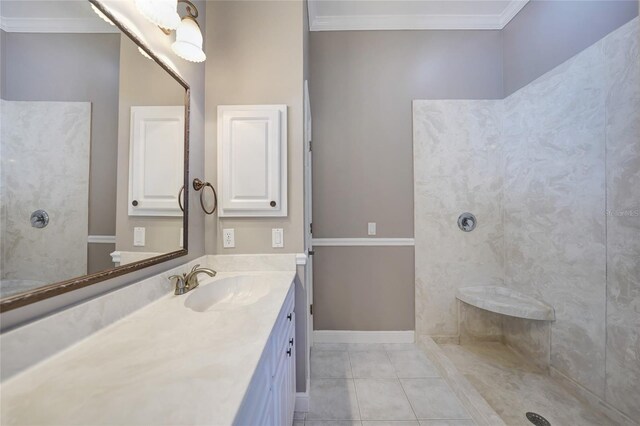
[294,343,475,426]
[440,342,617,426]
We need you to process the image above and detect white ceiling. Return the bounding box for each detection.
[308,0,530,31]
[0,1,117,33]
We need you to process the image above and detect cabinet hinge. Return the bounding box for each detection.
[309,141,313,152]
[310,304,313,315]
[310,223,313,234]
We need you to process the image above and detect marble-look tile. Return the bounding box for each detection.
[355,379,416,421]
[362,422,419,426]
[401,378,471,420]
[384,343,420,352]
[311,351,352,379]
[349,351,396,379]
[387,350,439,379]
[419,421,476,426]
[440,342,616,426]
[414,100,504,339]
[502,316,551,371]
[501,16,612,399]
[458,302,503,344]
[0,101,90,285]
[603,18,640,421]
[306,422,362,426]
[307,379,361,420]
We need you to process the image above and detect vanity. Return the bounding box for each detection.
[0,256,299,425]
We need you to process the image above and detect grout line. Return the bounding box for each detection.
[390,347,420,422]
[347,350,364,421]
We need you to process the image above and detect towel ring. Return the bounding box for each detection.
[192,178,218,215]
[178,185,185,212]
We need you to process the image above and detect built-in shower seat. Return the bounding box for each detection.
[454,286,555,370]
[456,286,555,321]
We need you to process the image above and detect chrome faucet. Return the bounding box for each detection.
[169,264,216,295]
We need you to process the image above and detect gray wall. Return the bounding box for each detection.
[115,34,185,254]
[0,0,207,331]
[503,0,638,95]
[310,1,638,332]
[204,0,305,255]
[1,31,121,273]
[310,30,503,331]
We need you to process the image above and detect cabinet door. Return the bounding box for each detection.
[217,105,287,217]
[128,106,185,217]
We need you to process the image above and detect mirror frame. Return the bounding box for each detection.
[0,0,190,312]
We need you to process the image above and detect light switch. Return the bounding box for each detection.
[134,227,146,246]
[272,228,284,248]
[223,229,235,248]
[368,222,377,236]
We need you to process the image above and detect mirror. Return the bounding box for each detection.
[0,0,189,311]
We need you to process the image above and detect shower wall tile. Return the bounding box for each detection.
[603,18,640,420]
[502,26,609,397]
[414,18,639,419]
[0,101,91,283]
[413,100,503,338]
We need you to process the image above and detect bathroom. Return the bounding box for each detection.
[0,0,638,424]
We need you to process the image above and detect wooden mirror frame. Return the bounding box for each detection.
[0,0,190,312]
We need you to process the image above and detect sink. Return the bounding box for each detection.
[184,275,269,312]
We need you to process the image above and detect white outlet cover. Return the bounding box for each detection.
[223,228,235,248]
[368,222,377,236]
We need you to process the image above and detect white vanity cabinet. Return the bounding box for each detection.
[234,283,296,426]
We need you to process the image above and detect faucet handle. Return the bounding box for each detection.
[190,264,201,273]
[169,274,187,294]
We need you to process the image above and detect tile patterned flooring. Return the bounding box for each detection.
[295,343,475,426]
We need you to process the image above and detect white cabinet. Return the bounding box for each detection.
[217,105,287,217]
[234,284,296,426]
[128,106,185,217]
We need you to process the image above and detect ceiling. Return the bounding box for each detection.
[308,0,530,31]
[0,0,117,33]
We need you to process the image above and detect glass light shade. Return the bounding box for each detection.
[90,3,115,26]
[134,0,180,30]
[171,17,206,63]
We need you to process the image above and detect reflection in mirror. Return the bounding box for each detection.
[0,0,188,302]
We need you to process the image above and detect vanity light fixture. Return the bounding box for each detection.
[134,0,181,30]
[167,0,206,63]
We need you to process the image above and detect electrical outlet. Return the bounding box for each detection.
[223,229,235,248]
[134,227,146,247]
[368,222,377,236]
[272,228,284,248]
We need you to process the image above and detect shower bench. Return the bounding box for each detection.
[455,286,555,370]
[456,286,555,321]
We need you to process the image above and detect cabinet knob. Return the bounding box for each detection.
[270,200,277,207]
[286,348,292,357]
[132,200,139,207]
[289,338,294,346]
[287,313,292,321]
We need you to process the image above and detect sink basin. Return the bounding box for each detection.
[184,275,269,312]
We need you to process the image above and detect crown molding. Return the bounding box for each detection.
[0,17,119,33]
[309,0,529,31]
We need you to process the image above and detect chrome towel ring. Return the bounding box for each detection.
[192,178,218,215]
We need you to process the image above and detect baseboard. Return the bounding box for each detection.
[295,392,309,412]
[313,330,415,344]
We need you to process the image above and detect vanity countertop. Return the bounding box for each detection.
[0,270,296,425]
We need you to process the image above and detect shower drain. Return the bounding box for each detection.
[526,412,551,426]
